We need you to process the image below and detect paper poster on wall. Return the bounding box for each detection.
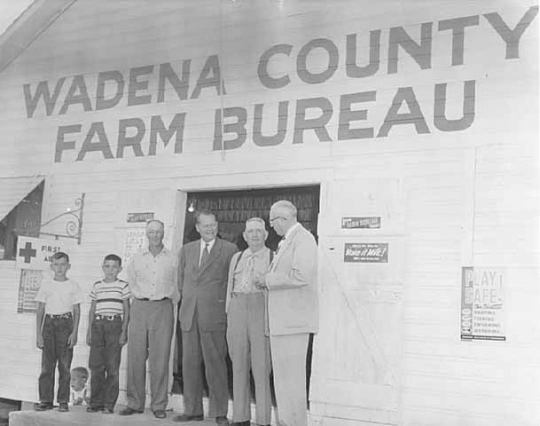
[344,243,388,263]
[123,228,146,266]
[341,217,381,229]
[461,266,505,341]
[17,269,43,313]
[16,236,76,270]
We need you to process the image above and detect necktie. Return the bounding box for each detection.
[200,243,210,268]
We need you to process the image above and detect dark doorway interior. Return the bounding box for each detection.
[173,185,320,407]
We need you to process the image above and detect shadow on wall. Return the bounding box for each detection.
[0,398,21,425]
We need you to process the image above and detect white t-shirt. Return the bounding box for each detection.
[34,277,84,315]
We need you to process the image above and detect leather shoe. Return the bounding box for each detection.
[154,410,167,419]
[216,416,230,426]
[173,413,204,422]
[119,407,144,416]
[231,421,250,426]
[34,402,53,411]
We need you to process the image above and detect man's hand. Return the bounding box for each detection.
[68,332,78,349]
[36,334,44,349]
[119,332,128,346]
[86,331,92,346]
[253,273,267,290]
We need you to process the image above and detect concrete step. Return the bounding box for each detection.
[10,405,221,426]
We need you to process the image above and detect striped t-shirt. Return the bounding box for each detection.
[89,279,130,316]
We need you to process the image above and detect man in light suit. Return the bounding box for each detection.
[173,210,237,426]
[226,218,273,426]
[255,200,318,426]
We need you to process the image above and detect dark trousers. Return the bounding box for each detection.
[182,310,229,418]
[39,316,73,404]
[89,317,123,409]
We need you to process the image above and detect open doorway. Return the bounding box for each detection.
[173,185,320,406]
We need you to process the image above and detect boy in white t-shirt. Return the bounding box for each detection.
[86,254,130,414]
[34,252,84,413]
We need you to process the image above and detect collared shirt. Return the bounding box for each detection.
[199,239,216,265]
[34,277,84,315]
[127,246,179,301]
[232,246,271,293]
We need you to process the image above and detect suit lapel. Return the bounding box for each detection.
[188,241,200,273]
[271,225,301,269]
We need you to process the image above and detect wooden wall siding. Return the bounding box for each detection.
[0,1,537,425]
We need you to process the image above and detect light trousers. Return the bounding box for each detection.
[126,298,174,411]
[270,333,309,426]
[227,292,272,424]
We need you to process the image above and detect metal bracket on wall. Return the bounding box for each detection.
[38,194,85,244]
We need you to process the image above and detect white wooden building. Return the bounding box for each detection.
[0,0,538,425]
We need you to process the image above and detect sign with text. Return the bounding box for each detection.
[18,7,538,163]
[461,266,505,341]
[344,243,388,263]
[17,269,43,313]
[127,212,154,223]
[16,236,75,270]
[342,217,381,229]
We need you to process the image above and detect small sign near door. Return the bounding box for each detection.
[341,217,381,229]
[344,243,388,263]
[127,212,154,223]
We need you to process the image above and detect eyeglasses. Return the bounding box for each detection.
[269,216,286,223]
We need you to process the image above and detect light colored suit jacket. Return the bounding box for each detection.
[178,238,237,332]
[266,224,319,335]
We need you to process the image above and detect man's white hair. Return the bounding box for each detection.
[271,200,297,218]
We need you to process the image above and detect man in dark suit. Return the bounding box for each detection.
[255,200,318,426]
[173,210,237,425]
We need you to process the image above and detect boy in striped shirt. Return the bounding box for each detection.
[86,254,130,414]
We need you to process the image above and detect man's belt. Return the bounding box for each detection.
[46,312,72,319]
[136,297,169,301]
[95,314,122,321]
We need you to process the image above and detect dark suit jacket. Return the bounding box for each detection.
[178,238,237,332]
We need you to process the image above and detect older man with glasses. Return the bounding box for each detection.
[255,200,319,426]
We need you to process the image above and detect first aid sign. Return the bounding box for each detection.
[16,237,74,270]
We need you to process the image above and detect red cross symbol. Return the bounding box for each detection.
[19,242,37,263]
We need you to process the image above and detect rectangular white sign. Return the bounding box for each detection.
[461,266,505,341]
[16,236,75,270]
